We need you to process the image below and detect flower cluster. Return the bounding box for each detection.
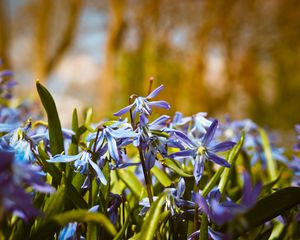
[1,70,300,240]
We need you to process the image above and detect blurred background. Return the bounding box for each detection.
[1,0,300,129]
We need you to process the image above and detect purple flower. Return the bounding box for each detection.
[0,142,54,221]
[107,193,123,224]
[294,125,300,152]
[0,67,17,100]
[87,120,137,164]
[139,178,194,216]
[170,120,235,184]
[192,171,261,226]
[287,156,300,186]
[132,115,192,171]
[114,84,170,125]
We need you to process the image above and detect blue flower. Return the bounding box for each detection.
[114,84,170,125]
[169,112,191,130]
[87,120,137,164]
[48,151,107,185]
[58,222,83,240]
[107,193,123,224]
[288,156,300,186]
[0,142,54,221]
[170,120,235,184]
[190,112,212,137]
[139,178,195,216]
[294,124,300,152]
[58,205,101,240]
[0,67,17,100]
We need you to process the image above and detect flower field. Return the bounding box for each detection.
[1,68,300,240]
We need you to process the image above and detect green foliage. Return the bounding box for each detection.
[232,187,300,237]
[36,81,64,156]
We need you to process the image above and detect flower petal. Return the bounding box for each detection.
[202,119,218,146]
[145,148,157,171]
[0,123,19,132]
[167,129,195,148]
[207,152,230,167]
[150,115,170,128]
[194,155,204,184]
[146,84,164,98]
[113,103,134,116]
[210,141,236,153]
[106,127,136,139]
[47,153,81,163]
[169,149,196,159]
[88,158,107,185]
[192,192,210,216]
[106,133,120,161]
[148,100,171,110]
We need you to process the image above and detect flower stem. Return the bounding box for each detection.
[199,213,208,240]
[148,76,154,95]
[128,96,153,204]
[138,147,153,204]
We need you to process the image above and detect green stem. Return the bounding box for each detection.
[138,147,153,204]
[199,214,208,240]
[127,98,153,205]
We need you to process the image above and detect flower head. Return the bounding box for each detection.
[114,84,170,125]
[0,141,53,221]
[170,120,235,183]
[48,150,107,186]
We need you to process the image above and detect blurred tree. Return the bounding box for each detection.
[107,0,300,128]
[2,0,300,129]
[0,0,11,68]
[33,0,83,82]
[99,0,126,117]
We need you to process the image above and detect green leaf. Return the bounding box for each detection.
[259,172,281,199]
[117,169,146,199]
[151,166,172,187]
[99,161,111,212]
[53,210,116,236]
[254,227,273,240]
[202,167,225,197]
[233,187,300,236]
[162,158,193,178]
[258,127,277,181]
[68,108,79,155]
[113,204,131,240]
[33,184,66,235]
[31,210,116,240]
[38,145,62,185]
[72,108,79,132]
[84,107,93,126]
[36,81,64,156]
[139,191,168,240]
[65,180,88,209]
[77,125,88,136]
[42,184,66,217]
[218,132,245,195]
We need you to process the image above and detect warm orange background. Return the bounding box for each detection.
[1,0,300,130]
